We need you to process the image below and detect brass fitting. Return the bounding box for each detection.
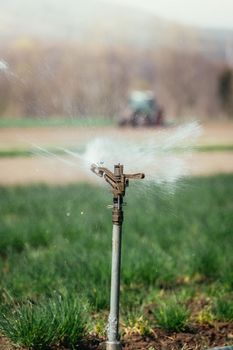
[112,196,123,225]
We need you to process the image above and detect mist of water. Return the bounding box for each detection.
[81,122,202,185]
[30,122,201,189]
[0,59,10,73]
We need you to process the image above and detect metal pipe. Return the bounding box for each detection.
[106,223,122,350]
[90,164,144,350]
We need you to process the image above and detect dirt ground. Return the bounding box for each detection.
[1,322,233,350]
[0,121,233,185]
[1,121,233,149]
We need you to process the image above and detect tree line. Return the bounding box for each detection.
[0,40,232,119]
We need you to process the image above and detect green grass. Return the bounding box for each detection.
[0,294,90,349]
[0,117,114,128]
[196,144,233,152]
[0,175,232,348]
[0,149,32,157]
[153,295,190,331]
[213,295,233,322]
[0,146,84,158]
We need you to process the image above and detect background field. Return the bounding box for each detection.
[0,121,233,185]
[0,174,232,349]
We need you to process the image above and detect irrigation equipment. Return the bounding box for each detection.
[91,163,145,350]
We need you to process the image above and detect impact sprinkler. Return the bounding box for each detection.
[91,163,145,350]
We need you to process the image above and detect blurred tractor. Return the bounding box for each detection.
[118,90,164,127]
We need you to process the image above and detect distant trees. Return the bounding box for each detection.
[155,48,221,118]
[0,39,231,119]
[218,67,233,116]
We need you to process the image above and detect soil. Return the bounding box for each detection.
[0,336,17,350]
[0,121,233,150]
[1,323,233,350]
[121,323,233,350]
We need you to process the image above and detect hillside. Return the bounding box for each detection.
[0,0,232,59]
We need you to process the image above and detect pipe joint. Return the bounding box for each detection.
[112,207,123,225]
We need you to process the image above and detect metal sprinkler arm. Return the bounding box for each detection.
[91,163,145,198]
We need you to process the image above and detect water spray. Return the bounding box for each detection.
[91,163,145,350]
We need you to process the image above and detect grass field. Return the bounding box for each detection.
[0,117,114,128]
[0,175,233,349]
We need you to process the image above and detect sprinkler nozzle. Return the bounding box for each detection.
[91,163,104,177]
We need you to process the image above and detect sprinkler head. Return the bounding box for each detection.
[91,163,145,197]
[91,163,144,225]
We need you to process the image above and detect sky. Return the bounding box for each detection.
[103,0,233,30]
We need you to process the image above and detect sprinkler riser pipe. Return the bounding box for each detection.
[90,164,145,350]
[107,223,122,345]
